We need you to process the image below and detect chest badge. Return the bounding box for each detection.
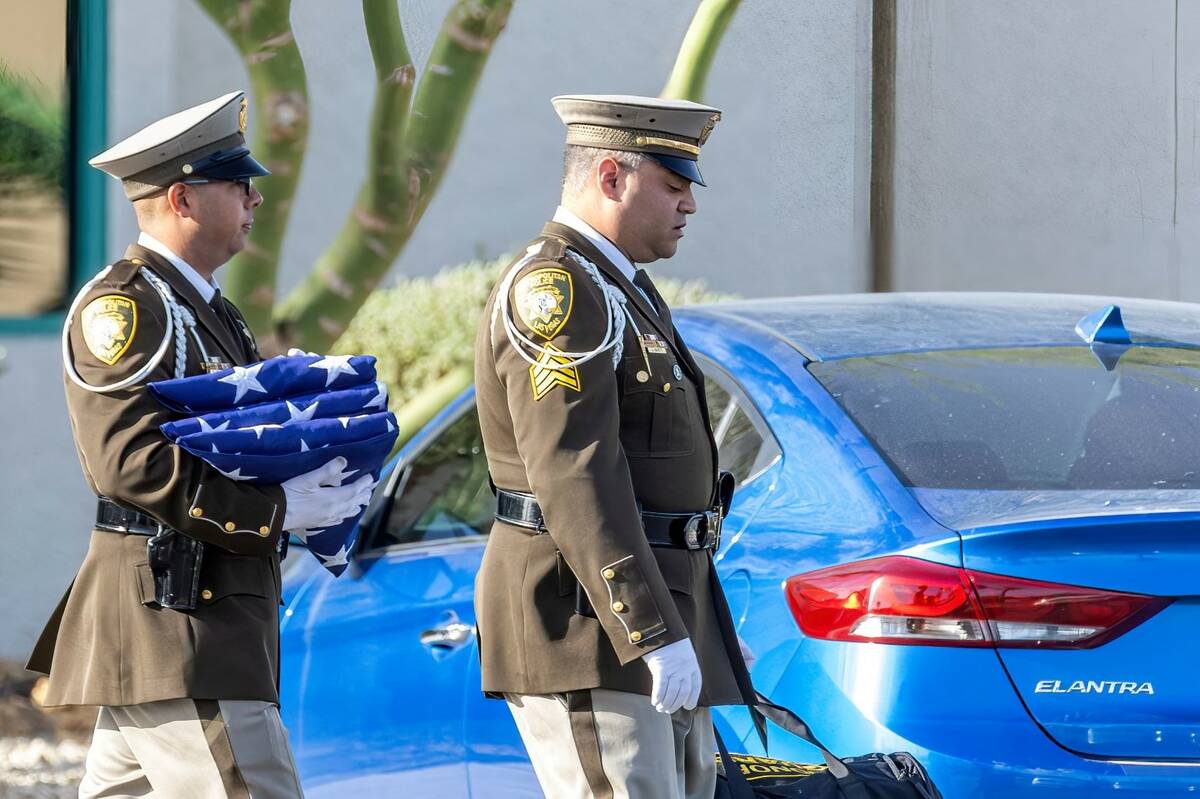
[202,357,234,374]
[673,364,684,381]
[515,267,574,340]
[641,333,668,354]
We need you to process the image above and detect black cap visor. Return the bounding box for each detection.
[646,152,705,187]
[189,145,271,180]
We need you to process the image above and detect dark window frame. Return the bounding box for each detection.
[0,0,107,333]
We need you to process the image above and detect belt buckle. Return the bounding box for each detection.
[706,510,722,551]
[683,511,723,550]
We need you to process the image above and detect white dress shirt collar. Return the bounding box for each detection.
[552,206,638,284]
[137,231,219,304]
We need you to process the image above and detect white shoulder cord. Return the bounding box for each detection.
[63,264,211,392]
[491,243,636,372]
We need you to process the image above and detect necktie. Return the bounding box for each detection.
[632,268,674,329]
[209,290,244,352]
[632,269,661,315]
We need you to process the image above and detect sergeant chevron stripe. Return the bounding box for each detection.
[530,345,582,401]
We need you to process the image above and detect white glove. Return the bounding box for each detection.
[287,347,319,357]
[738,635,756,671]
[641,637,702,714]
[281,457,375,532]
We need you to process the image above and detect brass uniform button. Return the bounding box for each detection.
[630,631,643,643]
[635,370,649,383]
[191,508,203,517]
[611,601,626,613]
[200,589,213,601]
[663,383,672,392]
[602,568,616,580]
[224,522,236,532]
[259,526,270,536]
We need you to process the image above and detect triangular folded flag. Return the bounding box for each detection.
[149,354,397,576]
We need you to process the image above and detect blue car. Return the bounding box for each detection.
[278,293,1200,797]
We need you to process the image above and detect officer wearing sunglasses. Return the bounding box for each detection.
[26,91,348,799]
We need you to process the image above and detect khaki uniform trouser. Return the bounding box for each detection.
[78,698,304,799]
[506,689,716,799]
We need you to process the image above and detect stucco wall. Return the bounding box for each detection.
[3,0,866,658]
[8,1,1196,659]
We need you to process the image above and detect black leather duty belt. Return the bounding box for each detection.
[495,489,723,551]
[95,498,161,537]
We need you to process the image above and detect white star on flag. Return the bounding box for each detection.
[386,418,396,433]
[364,382,388,410]
[215,465,255,481]
[217,363,267,403]
[286,400,319,424]
[298,439,309,452]
[247,423,282,439]
[211,443,220,453]
[197,418,231,433]
[308,355,358,387]
[317,545,350,568]
[338,416,352,429]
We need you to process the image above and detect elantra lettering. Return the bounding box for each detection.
[1034,680,1154,695]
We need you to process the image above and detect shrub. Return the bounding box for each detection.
[333,253,735,411]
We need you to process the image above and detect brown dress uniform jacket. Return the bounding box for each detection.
[27,244,288,708]
[473,221,750,706]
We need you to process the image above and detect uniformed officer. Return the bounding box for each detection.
[474,95,755,798]
[26,92,374,798]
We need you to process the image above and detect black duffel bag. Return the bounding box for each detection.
[715,697,943,799]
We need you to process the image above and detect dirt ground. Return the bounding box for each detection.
[0,660,94,798]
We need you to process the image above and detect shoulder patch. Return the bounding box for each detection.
[530,344,582,400]
[515,267,574,340]
[81,294,138,365]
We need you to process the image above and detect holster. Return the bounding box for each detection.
[146,528,204,610]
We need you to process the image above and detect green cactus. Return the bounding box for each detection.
[271,0,514,353]
[661,0,742,102]
[196,0,741,360]
[195,0,310,342]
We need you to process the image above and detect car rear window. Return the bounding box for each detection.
[809,346,1200,491]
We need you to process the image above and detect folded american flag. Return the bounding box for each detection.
[149,354,398,576]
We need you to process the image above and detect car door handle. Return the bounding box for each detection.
[419,622,475,650]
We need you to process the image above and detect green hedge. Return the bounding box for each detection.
[0,68,63,196]
[333,254,734,412]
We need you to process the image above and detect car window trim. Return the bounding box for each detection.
[357,534,488,563]
[691,352,783,489]
[357,400,485,557]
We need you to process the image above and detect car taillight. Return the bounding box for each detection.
[783,556,1169,649]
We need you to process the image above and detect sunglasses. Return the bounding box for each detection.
[179,177,254,197]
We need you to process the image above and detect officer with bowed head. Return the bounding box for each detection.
[474,94,757,798]
[28,91,371,797]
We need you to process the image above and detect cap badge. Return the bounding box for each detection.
[698,112,721,146]
[238,97,248,134]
